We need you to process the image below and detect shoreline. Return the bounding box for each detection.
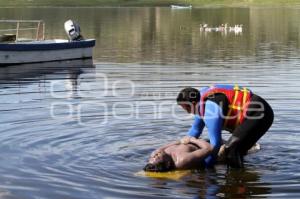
[0,0,300,8]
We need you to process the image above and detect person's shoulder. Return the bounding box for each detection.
[206,93,228,104]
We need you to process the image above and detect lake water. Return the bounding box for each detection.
[0,6,300,199]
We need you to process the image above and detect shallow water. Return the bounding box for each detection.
[0,7,300,199]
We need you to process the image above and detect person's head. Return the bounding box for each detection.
[143,151,175,172]
[177,87,200,114]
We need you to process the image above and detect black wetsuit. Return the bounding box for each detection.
[208,93,274,167]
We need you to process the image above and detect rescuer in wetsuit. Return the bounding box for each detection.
[176,84,274,168]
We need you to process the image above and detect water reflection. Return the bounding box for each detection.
[144,167,271,198]
[1,7,300,63]
[0,59,94,88]
[219,169,271,198]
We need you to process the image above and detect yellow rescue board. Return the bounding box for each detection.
[135,170,191,180]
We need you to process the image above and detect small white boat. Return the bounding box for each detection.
[0,20,96,66]
[170,5,192,9]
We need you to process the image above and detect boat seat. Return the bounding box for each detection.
[0,34,16,42]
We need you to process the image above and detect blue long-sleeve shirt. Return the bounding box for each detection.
[187,100,223,167]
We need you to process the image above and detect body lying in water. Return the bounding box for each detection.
[144,136,213,172]
[144,136,260,172]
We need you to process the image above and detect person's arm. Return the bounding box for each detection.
[175,137,213,169]
[202,100,223,166]
[187,115,205,138]
[189,137,213,150]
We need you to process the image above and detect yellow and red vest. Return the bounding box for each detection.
[199,85,252,130]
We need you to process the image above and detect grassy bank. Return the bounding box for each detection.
[0,0,300,7]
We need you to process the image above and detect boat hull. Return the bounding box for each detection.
[0,39,95,66]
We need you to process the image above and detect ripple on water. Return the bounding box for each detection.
[0,60,300,198]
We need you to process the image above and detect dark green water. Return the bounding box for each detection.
[0,7,300,199]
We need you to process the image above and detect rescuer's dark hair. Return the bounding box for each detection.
[176,87,200,104]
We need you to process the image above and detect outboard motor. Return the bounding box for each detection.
[64,20,84,41]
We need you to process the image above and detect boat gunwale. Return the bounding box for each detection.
[0,39,96,51]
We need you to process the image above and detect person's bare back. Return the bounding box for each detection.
[165,143,199,155]
[144,137,213,172]
[164,142,204,169]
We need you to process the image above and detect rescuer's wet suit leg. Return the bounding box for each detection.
[225,135,244,168]
[225,94,274,168]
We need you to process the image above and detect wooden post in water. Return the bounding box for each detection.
[16,21,20,42]
[36,21,40,40]
[42,22,45,40]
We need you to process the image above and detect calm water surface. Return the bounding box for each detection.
[0,7,300,199]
